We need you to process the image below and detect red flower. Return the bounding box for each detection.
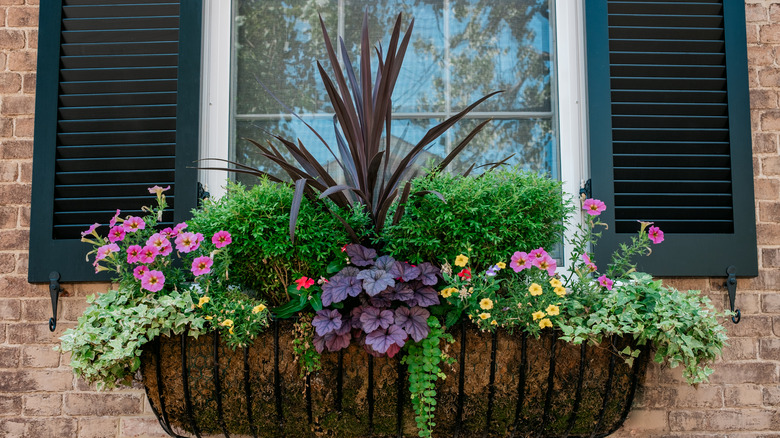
[457,268,471,280]
[295,276,315,290]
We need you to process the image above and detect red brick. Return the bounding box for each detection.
[749,45,776,66]
[0,119,11,137]
[724,384,764,407]
[754,133,778,154]
[0,73,21,93]
[0,94,34,115]
[0,0,24,4]
[0,183,31,205]
[6,321,73,344]
[0,369,72,392]
[708,362,778,384]
[762,155,780,176]
[21,345,59,368]
[725,315,774,337]
[752,90,777,109]
[755,178,780,200]
[22,393,61,416]
[0,229,28,251]
[763,291,780,311]
[747,3,768,22]
[721,338,758,361]
[0,29,24,49]
[760,23,780,43]
[759,67,780,88]
[0,207,17,230]
[764,386,780,405]
[61,297,88,321]
[7,6,38,27]
[669,409,776,432]
[760,338,780,360]
[120,417,170,438]
[0,140,32,159]
[14,117,33,137]
[0,346,20,368]
[24,418,77,438]
[19,163,31,184]
[22,71,34,93]
[65,393,143,416]
[639,385,722,409]
[20,298,49,321]
[747,24,759,44]
[25,29,37,49]
[0,395,21,416]
[0,162,18,182]
[757,223,780,245]
[0,298,20,320]
[770,3,780,23]
[761,111,780,132]
[15,252,27,275]
[78,417,119,438]
[8,50,36,71]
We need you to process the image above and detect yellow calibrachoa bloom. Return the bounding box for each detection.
[479,312,491,320]
[539,318,553,329]
[229,327,235,334]
[491,320,498,326]
[219,319,234,327]
[198,296,210,308]
[454,254,469,267]
[549,278,562,288]
[554,286,566,297]
[205,315,213,320]
[532,310,545,320]
[480,298,494,310]
[252,304,266,314]
[546,304,560,316]
[529,283,543,296]
[440,287,457,298]
[496,262,506,269]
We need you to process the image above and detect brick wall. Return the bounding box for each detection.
[0,1,778,437]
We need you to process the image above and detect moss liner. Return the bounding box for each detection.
[142,321,647,437]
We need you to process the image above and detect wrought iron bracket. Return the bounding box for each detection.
[726,265,741,324]
[579,178,592,200]
[197,182,210,207]
[48,271,63,331]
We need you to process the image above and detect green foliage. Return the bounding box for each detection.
[402,317,454,438]
[189,180,369,305]
[58,288,205,390]
[380,169,570,270]
[291,314,322,378]
[194,285,271,347]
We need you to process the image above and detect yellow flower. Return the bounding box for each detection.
[229,327,234,334]
[480,298,494,310]
[532,311,545,321]
[546,304,560,316]
[496,262,506,269]
[491,320,498,326]
[205,315,213,320]
[198,296,210,308]
[454,254,469,267]
[479,312,491,320]
[539,318,553,329]
[440,287,457,298]
[219,319,234,327]
[529,283,543,296]
[252,304,266,314]
[549,278,562,288]
[554,286,566,297]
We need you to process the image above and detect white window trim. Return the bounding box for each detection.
[199,0,589,263]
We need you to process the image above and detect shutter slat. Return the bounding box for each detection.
[61,54,178,68]
[62,4,179,18]
[57,143,175,158]
[62,41,178,56]
[58,117,176,131]
[59,105,176,119]
[60,79,177,94]
[62,16,179,31]
[60,67,178,81]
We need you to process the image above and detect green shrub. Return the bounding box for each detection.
[379,169,570,270]
[189,180,370,305]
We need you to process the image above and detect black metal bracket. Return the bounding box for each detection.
[726,265,741,324]
[48,271,63,331]
[579,179,592,200]
[197,182,211,207]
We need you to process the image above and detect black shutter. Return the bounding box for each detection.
[585,0,757,277]
[28,0,202,283]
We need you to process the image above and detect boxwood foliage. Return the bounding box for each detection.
[379,169,571,271]
[189,180,370,305]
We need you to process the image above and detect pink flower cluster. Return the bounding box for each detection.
[510,247,557,276]
[582,198,606,216]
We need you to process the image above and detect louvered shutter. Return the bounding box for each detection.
[29,0,202,282]
[585,0,757,277]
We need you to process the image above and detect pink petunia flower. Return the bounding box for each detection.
[598,274,614,291]
[191,256,213,276]
[123,216,146,233]
[533,255,558,276]
[583,198,607,216]
[108,226,126,243]
[510,251,531,272]
[169,222,188,238]
[146,233,170,252]
[648,226,664,244]
[137,245,159,264]
[126,245,143,264]
[109,209,121,227]
[295,276,315,290]
[95,243,120,261]
[158,240,173,256]
[212,230,232,248]
[141,270,165,292]
[133,265,149,280]
[161,227,173,237]
[81,223,100,238]
[582,254,598,272]
[529,247,548,261]
[175,232,201,253]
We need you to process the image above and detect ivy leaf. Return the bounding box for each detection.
[360,306,395,332]
[321,275,362,306]
[395,306,431,342]
[389,261,421,282]
[346,244,376,266]
[365,324,407,354]
[312,309,342,336]
[417,262,440,286]
[375,255,396,271]
[357,268,395,296]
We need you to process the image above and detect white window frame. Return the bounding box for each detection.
[199,0,589,261]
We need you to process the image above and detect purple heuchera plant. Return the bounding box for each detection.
[311,244,440,357]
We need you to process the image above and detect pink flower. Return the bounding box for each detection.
[109,209,121,227]
[126,245,143,263]
[191,256,213,276]
[533,255,557,276]
[141,270,165,292]
[175,232,201,253]
[138,245,159,264]
[123,216,145,233]
[598,274,614,291]
[95,243,120,261]
[158,240,173,256]
[212,231,232,248]
[648,226,664,244]
[161,227,173,237]
[529,247,548,261]
[583,198,607,216]
[582,254,597,272]
[81,223,100,238]
[108,226,126,243]
[146,233,171,253]
[169,222,188,237]
[133,265,149,280]
[295,276,315,290]
[510,251,531,272]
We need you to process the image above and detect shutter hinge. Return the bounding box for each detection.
[197,182,211,207]
[579,179,592,200]
[49,271,63,331]
[726,265,741,324]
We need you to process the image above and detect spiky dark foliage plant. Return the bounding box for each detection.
[203,12,499,242]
